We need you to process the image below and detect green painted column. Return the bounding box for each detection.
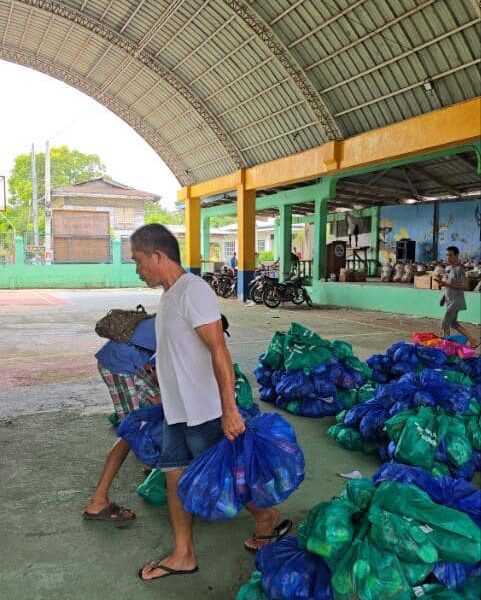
[279,204,292,280]
[15,236,24,266]
[274,218,280,260]
[369,206,379,276]
[201,214,210,265]
[313,178,337,282]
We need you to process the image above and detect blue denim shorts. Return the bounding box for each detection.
[157,417,224,471]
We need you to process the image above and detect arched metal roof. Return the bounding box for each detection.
[1,0,479,186]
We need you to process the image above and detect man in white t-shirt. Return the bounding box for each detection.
[130,224,291,582]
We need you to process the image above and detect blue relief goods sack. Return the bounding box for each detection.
[255,536,332,600]
[432,562,481,589]
[244,413,305,507]
[177,436,247,521]
[178,413,304,520]
[116,404,164,467]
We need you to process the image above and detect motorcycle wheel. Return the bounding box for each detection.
[263,287,281,308]
[250,284,265,304]
[292,288,305,304]
[218,281,233,298]
[304,289,313,306]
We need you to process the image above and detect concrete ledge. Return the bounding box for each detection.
[309,281,481,324]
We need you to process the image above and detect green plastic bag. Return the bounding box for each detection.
[344,355,372,379]
[288,322,329,348]
[411,582,466,599]
[368,504,438,564]
[233,363,254,408]
[298,498,358,563]
[236,571,269,600]
[284,341,332,373]
[108,411,120,427]
[339,478,375,511]
[331,534,410,600]
[327,424,364,451]
[443,371,473,386]
[263,331,285,369]
[330,339,353,359]
[430,461,451,477]
[336,388,358,409]
[445,416,472,467]
[372,481,481,564]
[136,469,167,506]
[394,406,439,469]
[384,409,418,442]
[399,560,434,587]
[357,383,376,404]
[464,414,481,450]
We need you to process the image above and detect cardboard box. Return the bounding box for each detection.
[414,274,432,289]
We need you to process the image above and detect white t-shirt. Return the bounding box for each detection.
[155,272,222,426]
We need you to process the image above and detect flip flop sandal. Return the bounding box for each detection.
[82,502,136,522]
[138,561,199,581]
[244,518,293,553]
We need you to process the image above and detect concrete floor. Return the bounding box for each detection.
[0,289,479,600]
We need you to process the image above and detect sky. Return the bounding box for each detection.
[0,60,180,210]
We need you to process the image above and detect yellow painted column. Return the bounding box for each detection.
[184,188,201,274]
[237,171,256,301]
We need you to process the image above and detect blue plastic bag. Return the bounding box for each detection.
[373,463,481,525]
[416,346,447,368]
[244,413,305,507]
[259,387,276,403]
[239,402,262,421]
[313,378,337,398]
[275,370,314,399]
[256,536,333,600]
[359,408,390,440]
[116,404,164,467]
[178,436,248,521]
[433,562,480,589]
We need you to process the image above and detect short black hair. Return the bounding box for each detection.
[130,224,181,264]
[446,246,460,255]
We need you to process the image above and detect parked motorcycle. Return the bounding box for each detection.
[262,274,312,308]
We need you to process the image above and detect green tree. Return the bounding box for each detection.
[144,201,184,225]
[2,146,107,234]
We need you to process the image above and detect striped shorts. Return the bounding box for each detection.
[98,362,161,420]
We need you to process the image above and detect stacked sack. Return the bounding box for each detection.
[327,369,481,480]
[255,322,372,418]
[237,474,481,599]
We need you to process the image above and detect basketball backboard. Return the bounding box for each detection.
[0,175,5,211]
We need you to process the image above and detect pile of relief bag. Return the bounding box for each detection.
[237,327,480,599]
[255,323,371,418]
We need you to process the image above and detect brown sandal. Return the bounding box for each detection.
[82,502,136,522]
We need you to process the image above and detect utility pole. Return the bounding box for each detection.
[31,144,39,248]
[44,140,52,264]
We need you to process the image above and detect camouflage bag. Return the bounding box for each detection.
[95,304,153,342]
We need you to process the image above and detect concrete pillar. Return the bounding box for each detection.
[279,204,292,280]
[369,206,379,276]
[201,214,210,268]
[313,178,337,281]
[184,190,201,275]
[237,171,256,301]
[15,236,24,266]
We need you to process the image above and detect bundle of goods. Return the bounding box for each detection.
[237,476,481,599]
[327,369,481,479]
[234,362,262,420]
[178,412,304,520]
[412,332,477,361]
[367,340,480,385]
[255,323,371,418]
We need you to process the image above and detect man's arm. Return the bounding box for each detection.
[195,320,245,441]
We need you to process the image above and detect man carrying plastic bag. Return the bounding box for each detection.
[130,225,291,582]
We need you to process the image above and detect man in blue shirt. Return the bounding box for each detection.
[230,251,238,270]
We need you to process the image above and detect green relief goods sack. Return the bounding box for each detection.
[263,331,285,369]
[284,341,332,373]
[339,478,375,512]
[399,560,434,587]
[234,363,254,408]
[336,388,358,409]
[357,383,377,404]
[443,371,474,387]
[331,535,411,600]
[236,571,270,600]
[394,406,439,469]
[344,355,372,379]
[465,415,481,450]
[367,505,438,564]
[326,424,364,451]
[136,469,167,506]
[288,322,329,348]
[298,499,357,563]
[384,409,418,442]
[445,417,472,467]
[372,481,481,564]
[330,340,353,359]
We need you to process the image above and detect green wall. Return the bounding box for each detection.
[308,281,481,324]
[0,237,143,289]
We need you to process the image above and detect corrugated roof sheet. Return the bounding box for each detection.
[1,0,479,185]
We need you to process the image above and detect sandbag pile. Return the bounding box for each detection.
[237,475,481,599]
[327,369,481,479]
[255,323,371,418]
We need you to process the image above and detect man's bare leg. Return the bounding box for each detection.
[139,469,197,580]
[84,438,133,516]
[244,502,284,551]
[453,322,479,347]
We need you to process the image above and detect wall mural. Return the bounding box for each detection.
[437,200,481,261]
